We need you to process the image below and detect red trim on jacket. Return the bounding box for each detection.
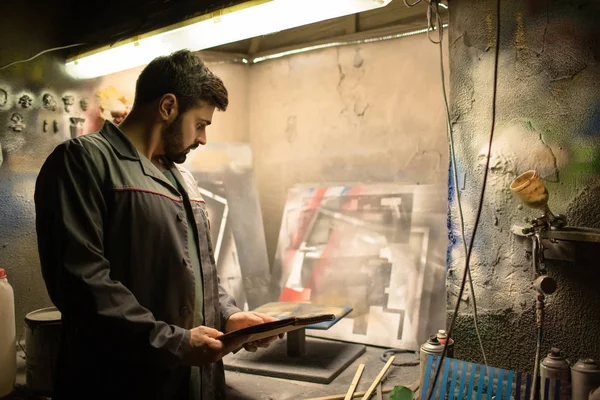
[113,188,205,204]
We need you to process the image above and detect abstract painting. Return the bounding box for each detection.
[272,184,448,350]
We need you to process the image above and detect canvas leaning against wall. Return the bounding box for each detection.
[272,183,448,350]
[184,143,272,311]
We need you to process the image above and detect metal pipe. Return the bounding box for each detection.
[531,234,546,400]
[531,325,543,400]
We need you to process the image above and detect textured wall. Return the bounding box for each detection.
[0,1,98,337]
[248,34,450,266]
[2,14,450,340]
[448,0,600,372]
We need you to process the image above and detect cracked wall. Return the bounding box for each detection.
[247,33,450,268]
[448,0,600,372]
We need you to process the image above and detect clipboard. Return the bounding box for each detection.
[216,314,336,344]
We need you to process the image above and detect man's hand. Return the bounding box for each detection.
[225,312,285,352]
[182,325,247,366]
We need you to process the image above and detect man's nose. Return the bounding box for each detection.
[197,132,206,146]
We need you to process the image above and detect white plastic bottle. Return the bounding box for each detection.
[0,268,16,397]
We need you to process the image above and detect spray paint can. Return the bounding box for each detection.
[571,359,600,400]
[436,329,454,358]
[420,335,444,393]
[540,348,571,400]
[589,385,600,400]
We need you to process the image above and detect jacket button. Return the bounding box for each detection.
[177,212,184,221]
[180,306,190,316]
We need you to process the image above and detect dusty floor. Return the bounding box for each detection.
[225,345,420,400]
[9,344,420,400]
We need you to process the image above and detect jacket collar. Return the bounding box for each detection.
[99,120,140,161]
[99,120,180,194]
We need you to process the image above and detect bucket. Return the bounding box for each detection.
[24,306,61,396]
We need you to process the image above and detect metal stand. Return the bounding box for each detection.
[223,330,366,384]
[287,329,306,357]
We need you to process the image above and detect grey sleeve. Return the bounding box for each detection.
[218,278,242,329]
[35,141,190,367]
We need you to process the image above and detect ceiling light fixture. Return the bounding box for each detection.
[65,0,392,79]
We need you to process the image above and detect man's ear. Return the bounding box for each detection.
[158,94,178,121]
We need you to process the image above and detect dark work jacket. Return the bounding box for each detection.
[34,121,241,400]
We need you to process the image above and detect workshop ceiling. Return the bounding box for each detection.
[65,0,447,60]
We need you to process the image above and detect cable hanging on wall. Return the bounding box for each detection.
[0,44,86,72]
[400,1,503,396]
[428,0,488,367]
[399,0,502,399]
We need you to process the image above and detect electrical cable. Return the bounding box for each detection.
[425,0,502,398]
[381,349,420,367]
[436,7,488,366]
[403,0,423,7]
[0,43,86,71]
[403,0,490,368]
[426,1,444,44]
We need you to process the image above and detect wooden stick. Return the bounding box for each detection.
[361,356,396,400]
[344,364,366,400]
[306,387,393,400]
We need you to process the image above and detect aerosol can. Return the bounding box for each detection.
[419,335,444,393]
[540,348,571,400]
[571,359,600,400]
[590,385,600,400]
[436,329,454,358]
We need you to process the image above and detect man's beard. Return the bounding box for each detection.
[163,117,188,164]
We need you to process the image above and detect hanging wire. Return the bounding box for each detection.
[425,0,502,399]
[426,0,444,44]
[0,43,86,71]
[435,6,488,366]
[402,0,490,367]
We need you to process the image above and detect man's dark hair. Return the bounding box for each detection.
[134,49,228,113]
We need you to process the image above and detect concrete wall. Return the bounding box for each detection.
[1,15,450,338]
[248,34,450,265]
[97,62,250,143]
[448,0,600,372]
[0,0,97,336]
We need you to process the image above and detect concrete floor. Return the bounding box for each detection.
[8,344,420,400]
[225,345,420,400]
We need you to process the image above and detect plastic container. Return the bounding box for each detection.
[0,268,16,397]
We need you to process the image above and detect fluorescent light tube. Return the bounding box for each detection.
[65,0,392,79]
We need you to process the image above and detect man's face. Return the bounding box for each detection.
[163,102,215,164]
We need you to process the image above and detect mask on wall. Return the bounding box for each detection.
[0,89,7,108]
[42,93,57,111]
[62,95,75,113]
[96,86,132,125]
[18,94,33,109]
[10,113,25,132]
